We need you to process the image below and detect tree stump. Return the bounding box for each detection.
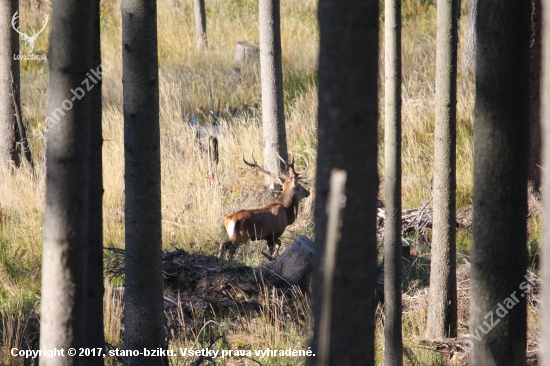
[260,235,314,290]
[207,136,218,177]
[233,41,260,64]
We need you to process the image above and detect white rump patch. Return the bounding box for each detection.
[226,219,236,238]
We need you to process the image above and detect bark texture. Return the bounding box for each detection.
[461,0,477,73]
[310,0,379,364]
[539,0,550,362]
[121,0,166,364]
[470,0,530,364]
[193,0,207,49]
[86,0,105,361]
[0,0,21,166]
[383,0,403,363]
[529,0,542,193]
[259,0,288,181]
[40,0,93,364]
[426,0,458,340]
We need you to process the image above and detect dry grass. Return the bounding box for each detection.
[0,0,541,365]
[101,280,312,366]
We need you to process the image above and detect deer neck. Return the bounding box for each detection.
[276,190,299,225]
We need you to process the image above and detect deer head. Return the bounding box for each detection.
[243,150,310,204]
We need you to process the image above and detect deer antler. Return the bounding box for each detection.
[287,158,309,180]
[243,149,284,185]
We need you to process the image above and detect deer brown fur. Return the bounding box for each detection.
[218,153,310,260]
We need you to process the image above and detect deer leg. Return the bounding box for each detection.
[266,235,276,256]
[218,241,234,260]
[228,245,236,261]
[273,237,282,257]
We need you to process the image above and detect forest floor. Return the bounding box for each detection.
[0,0,543,365]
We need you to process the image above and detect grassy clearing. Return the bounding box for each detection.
[0,0,541,364]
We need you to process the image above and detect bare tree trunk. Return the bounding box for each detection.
[383,0,402,362]
[529,0,542,194]
[426,0,458,340]
[121,0,166,364]
[539,3,550,366]
[470,0,530,364]
[40,0,94,364]
[0,0,20,166]
[540,0,550,360]
[193,0,207,49]
[10,2,32,167]
[259,0,288,182]
[86,0,105,361]
[311,0,379,363]
[461,0,477,73]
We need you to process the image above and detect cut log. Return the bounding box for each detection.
[233,41,260,64]
[261,235,314,290]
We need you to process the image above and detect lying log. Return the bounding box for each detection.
[258,235,314,290]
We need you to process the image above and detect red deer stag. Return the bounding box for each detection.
[218,153,310,260]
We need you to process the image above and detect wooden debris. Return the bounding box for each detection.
[233,41,260,64]
[377,201,473,247]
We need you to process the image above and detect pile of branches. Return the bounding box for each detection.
[412,266,540,365]
[416,337,538,365]
[376,200,473,246]
[105,247,303,318]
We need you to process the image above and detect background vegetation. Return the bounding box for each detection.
[0,0,541,364]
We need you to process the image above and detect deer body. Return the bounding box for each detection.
[219,154,310,260]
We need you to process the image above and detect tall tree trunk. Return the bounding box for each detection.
[311,0,379,364]
[193,0,207,49]
[383,0,402,363]
[12,6,32,168]
[470,0,530,364]
[461,0,477,73]
[259,0,288,182]
[121,0,166,364]
[426,0,458,340]
[540,0,550,359]
[40,0,93,364]
[0,0,21,166]
[528,0,542,194]
[86,0,105,361]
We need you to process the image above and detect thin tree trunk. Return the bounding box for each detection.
[40,0,93,364]
[540,0,550,359]
[383,0,402,362]
[10,1,32,167]
[311,0,379,364]
[259,0,288,182]
[461,0,477,73]
[193,0,207,49]
[470,0,530,364]
[86,0,105,360]
[529,0,542,193]
[0,0,20,166]
[121,0,166,364]
[426,0,458,340]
